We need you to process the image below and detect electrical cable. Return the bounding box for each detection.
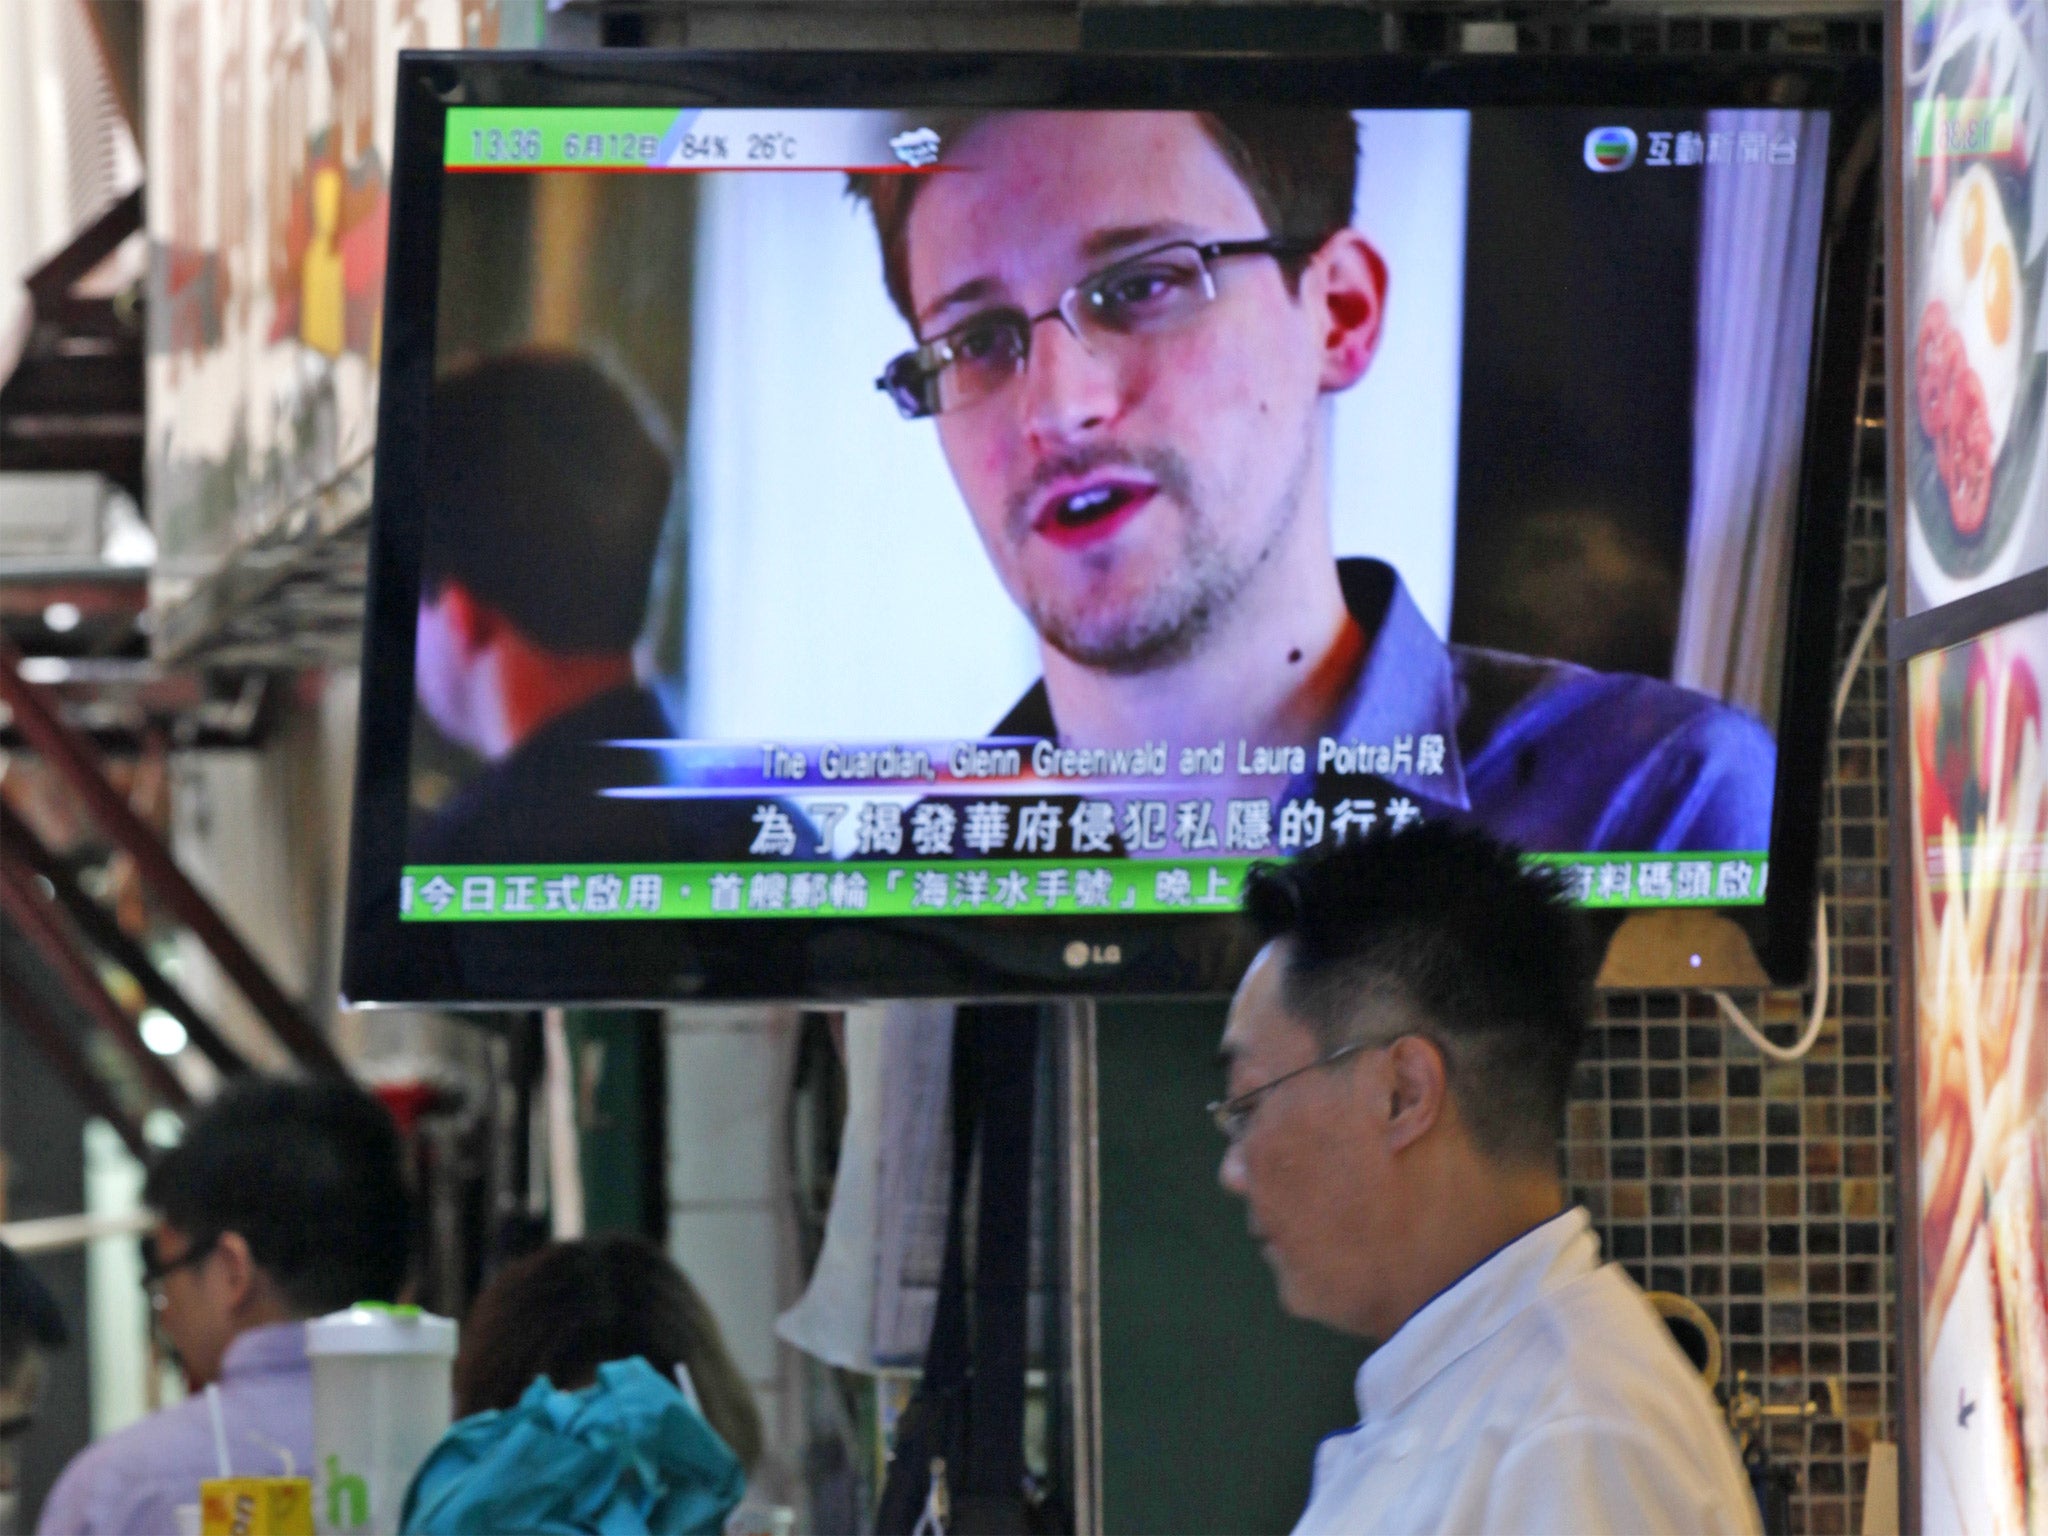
[1832,580,1891,732]
[1712,902,1832,1063]
[1706,582,1886,1064]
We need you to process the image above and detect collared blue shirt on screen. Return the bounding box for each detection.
[995,559,1777,854]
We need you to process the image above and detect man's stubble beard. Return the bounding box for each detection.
[1010,426,1317,678]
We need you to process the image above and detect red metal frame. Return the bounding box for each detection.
[0,638,346,1077]
[0,798,250,1080]
[0,853,191,1111]
[2,974,150,1160]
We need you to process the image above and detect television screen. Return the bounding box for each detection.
[343,53,1878,1005]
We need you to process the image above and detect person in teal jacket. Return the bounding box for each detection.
[401,1357,743,1535]
[401,1237,762,1536]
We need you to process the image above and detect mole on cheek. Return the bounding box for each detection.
[1288,648,1303,664]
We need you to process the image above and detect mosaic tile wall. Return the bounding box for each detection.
[1563,279,1894,1536]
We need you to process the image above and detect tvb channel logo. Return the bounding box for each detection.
[1583,126,1638,172]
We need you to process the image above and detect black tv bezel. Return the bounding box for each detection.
[342,48,1881,1008]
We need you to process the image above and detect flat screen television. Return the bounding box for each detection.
[341,49,1880,1006]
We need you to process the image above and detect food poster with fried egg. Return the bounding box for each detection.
[1904,0,2048,614]
[1909,608,2048,1534]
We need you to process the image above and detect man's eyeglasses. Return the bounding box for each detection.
[139,1232,217,1310]
[1207,1040,1376,1142]
[878,236,1312,420]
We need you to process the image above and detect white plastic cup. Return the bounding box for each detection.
[725,1504,797,1536]
[306,1304,457,1536]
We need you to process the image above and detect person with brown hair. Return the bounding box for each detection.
[855,110,1385,765]
[850,109,1775,855]
[453,1235,761,1473]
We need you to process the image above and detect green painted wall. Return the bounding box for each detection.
[568,1011,662,1238]
[1096,1001,1366,1535]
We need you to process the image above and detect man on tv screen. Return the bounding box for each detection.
[412,350,722,864]
[853,110,1777,854]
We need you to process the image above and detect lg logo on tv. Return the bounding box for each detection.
[1063,940,1122,969]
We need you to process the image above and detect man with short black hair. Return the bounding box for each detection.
[395,348,787,993]
[38,1079,410,1536]
[1217,825,1757,1534]
[411,348,686,864]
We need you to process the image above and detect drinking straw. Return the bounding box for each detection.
[672,1361,703,1414]
[205,1384,232,1478]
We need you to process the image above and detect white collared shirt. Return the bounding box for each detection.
[1293,1208,1760,1536]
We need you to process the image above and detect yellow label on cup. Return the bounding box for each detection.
[198,1478,314,1536]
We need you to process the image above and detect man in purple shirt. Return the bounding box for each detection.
[37,1079,409,1536]
[856,109,1773,855]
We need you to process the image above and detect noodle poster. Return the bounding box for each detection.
[1910,607,2048,1534]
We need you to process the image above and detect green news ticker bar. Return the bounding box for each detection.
[399,852,1767,922]
[446,108,684,169]
[1909,97,2016,160]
